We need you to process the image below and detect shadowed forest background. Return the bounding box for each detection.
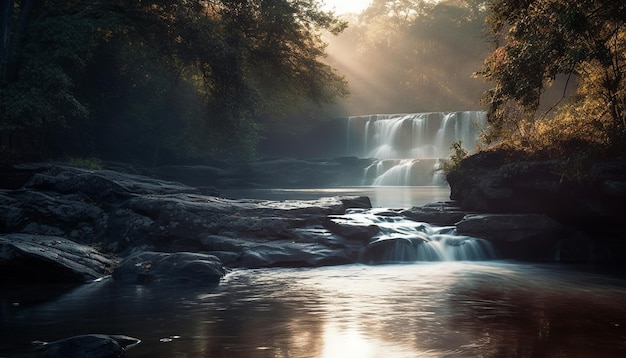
[1,0,625,165]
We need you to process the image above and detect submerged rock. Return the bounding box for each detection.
[35,334,140,358]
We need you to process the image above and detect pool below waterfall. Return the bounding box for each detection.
[2,262,626,357]
[222,186,451,208]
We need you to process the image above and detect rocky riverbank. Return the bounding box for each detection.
[1,158,624,288]
[447,150,626,263]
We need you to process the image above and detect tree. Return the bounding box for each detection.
[478,0,626,150]
[0,0,349,162]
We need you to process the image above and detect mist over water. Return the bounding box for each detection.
[346,112,485,159]
[222,186,451,208]
[347,112,485,186]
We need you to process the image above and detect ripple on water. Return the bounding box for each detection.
[1,262,626,358]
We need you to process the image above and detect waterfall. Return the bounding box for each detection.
[331,208,496,264]
[347,112,486,186]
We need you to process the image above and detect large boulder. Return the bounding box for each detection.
[446,151,626,263]
[112,251,226,284]
[0,234,116,283]
[447,152,626,223]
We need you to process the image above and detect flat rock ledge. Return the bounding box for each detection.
[0,163,376,284]
[0,234,116,283]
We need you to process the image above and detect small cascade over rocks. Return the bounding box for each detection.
[330,208,496,264]
[347,111,486,186]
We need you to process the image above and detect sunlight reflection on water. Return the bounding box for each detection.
[222,186,451,208]
[2,262,626,358]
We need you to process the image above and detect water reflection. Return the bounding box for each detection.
[1,262,626,357]
[221,186,451,208]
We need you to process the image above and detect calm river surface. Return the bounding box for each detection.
[221,186,451,208]
[2,262,626,357]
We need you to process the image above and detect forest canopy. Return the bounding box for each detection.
[0,0,348,163]
[2,0,625,164]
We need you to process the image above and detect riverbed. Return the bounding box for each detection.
[2,262,626,357]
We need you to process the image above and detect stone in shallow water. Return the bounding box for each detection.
[36,334,140,358]
[112,251,225,284]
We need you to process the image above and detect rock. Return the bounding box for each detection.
[103,194,371,255]
[0,234,116,283]
[361,236,429,264]
[455,214,573,260]
[400,201,469,226]
[237,242,353,268]
[0,163,36,189]
[22,163,202,200]
[1,160,373,263]
[0,189,106,240]
[447,152,626,222]
[35,334,140,358]
[447,152,626,263]
[112,251,226,284]
[323,217,380,241]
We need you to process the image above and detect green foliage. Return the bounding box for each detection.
[478,0,626,155]
[0,0,349,163]
[443,140,469,173]
[0,2,103,130]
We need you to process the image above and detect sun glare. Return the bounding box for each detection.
[322,0,372,15]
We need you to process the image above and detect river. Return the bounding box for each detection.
[2,262,626,357]
[221,186,451,208]
[2,186,626,357]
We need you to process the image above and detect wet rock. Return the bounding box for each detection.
[237,242,353,268]
[400,201,469,226]
[323,218,380,242]
[112,251,226,284]
[0,234,116,283]
[35,334,140,358]
[2,160,371,252]
[447,153,626,263]
[361,236,428,264]
[455,214,574,260]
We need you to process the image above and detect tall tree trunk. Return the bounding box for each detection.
[0,0,14,83]
[5,0,42,83]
